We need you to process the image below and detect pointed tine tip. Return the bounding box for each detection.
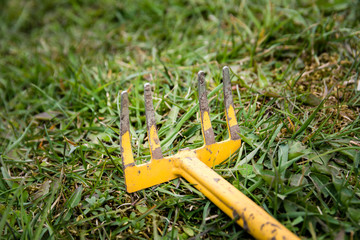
[223,66,230,80]
[198,71,205,85]
[144,83,152,102]
[121,91,129,108]
[120,91,128,107]
[144,82,151,90]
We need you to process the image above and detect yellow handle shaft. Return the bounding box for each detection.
[177,156,299,240]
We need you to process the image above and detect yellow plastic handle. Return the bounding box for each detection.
[176,156,300,240]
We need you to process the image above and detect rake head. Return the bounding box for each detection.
[120,66,241,193]
[118,67,300,240]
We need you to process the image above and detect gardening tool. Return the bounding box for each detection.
[119,66,299,240]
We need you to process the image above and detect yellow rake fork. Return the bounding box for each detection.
[119,67,300,240]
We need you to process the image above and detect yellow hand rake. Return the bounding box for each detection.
[119,66,299,240]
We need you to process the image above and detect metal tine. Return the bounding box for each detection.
[222,66,240,140]
[120,91,135,168]
[144,83,163,160]
[198,71,216,145]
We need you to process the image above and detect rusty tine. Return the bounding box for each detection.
[223,66,241,140]
[119,91,135,191]
[198,71,216,145]
[144,83,163,160]
[119,67,300,240]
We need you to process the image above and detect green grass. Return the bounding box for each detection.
[1,0,360,239]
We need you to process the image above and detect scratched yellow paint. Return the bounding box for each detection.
[150,125,161,149]
[177,154,300,240]
[122,135,299,239]
[125,138,241,192]
[195,138,241,167]
[202,111,212,130]
[227,105,237,127]
[121,131,134,165]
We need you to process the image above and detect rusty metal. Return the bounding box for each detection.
[223,66,241,140]
[198,71,216,145]
[144,83,163,160]
[119,66,300,240]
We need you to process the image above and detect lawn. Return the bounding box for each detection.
[1,0,360,239]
